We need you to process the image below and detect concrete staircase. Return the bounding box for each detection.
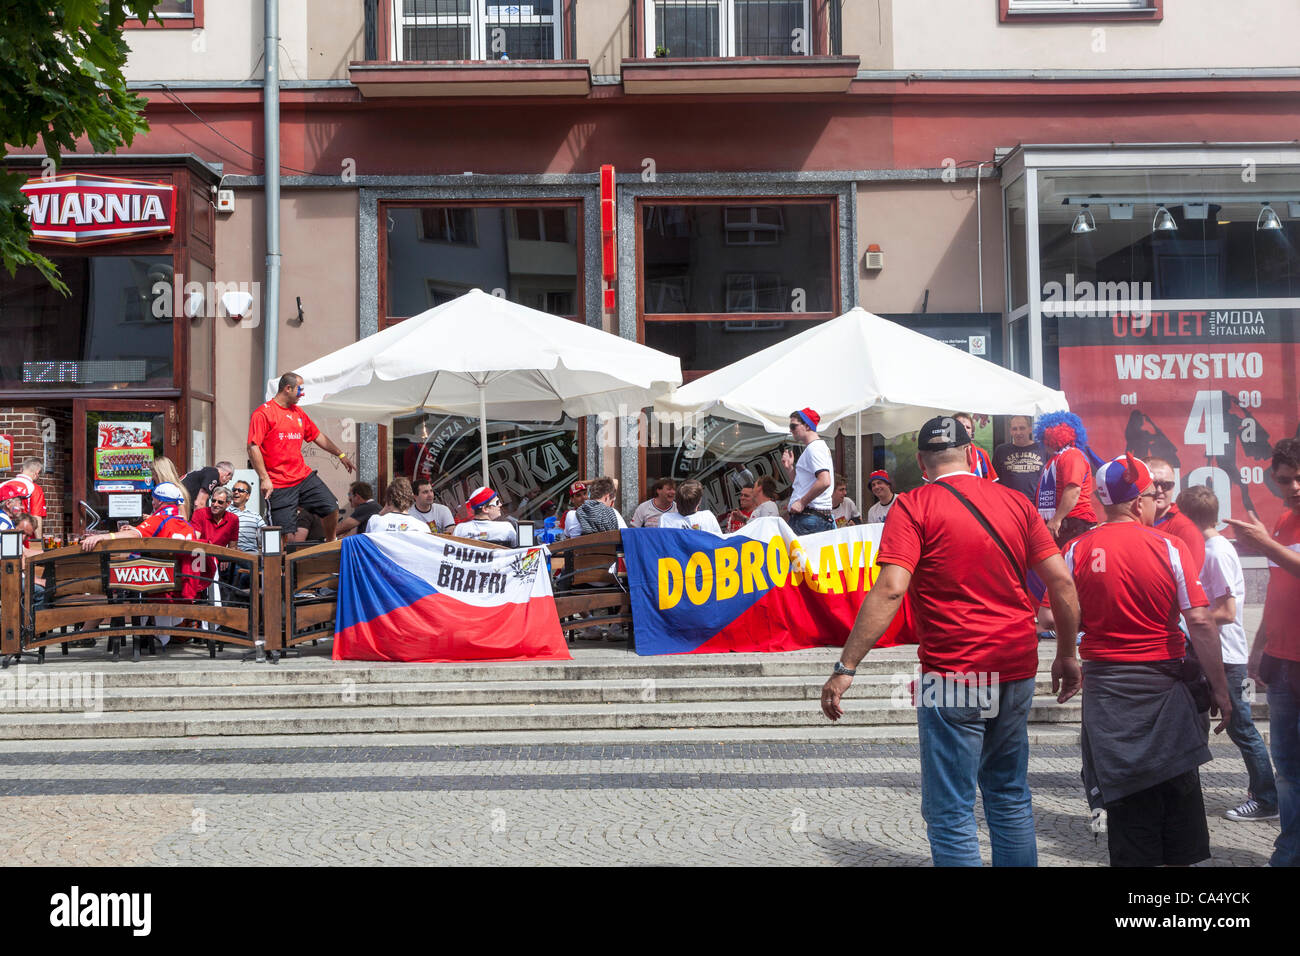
[0,642,1116,745]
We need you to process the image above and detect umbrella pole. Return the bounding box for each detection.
[478,383,490,488]
[855,410,862,516]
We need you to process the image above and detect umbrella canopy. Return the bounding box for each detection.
[285,289,682,486]
[654,307,1068,439]
[287,289,682,423]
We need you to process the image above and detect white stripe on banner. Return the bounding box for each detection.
[361,533,555,607]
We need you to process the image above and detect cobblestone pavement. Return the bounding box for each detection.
[0,739,1280,866]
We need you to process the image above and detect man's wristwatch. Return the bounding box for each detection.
[832,661,856,677]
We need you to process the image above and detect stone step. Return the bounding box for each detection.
[0,696,1087,740]
[6,644,1074,688]
[0,674,1080,712]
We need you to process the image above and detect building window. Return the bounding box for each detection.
[155,0,195,14]
[1002,0,1160,18]
[0,256,175,390]
[641,200,836,317]
[647,0,810,57]
[395,0,562,61]
[385,203,581,320]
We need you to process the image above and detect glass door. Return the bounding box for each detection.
[72,400,179,535]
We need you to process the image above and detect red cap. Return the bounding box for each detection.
[466,486,499,512]
[569,481,587,496]
[796,408,820,430]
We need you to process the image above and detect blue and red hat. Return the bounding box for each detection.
[1095,452,1152,506]
[466,486,499,512]
[152,482,185,504]
[794,408,821,430]
[867,469,892,488]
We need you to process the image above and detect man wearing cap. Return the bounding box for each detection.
[866,470,896,524]
[631,477,678,528]
[0,481,35,534]
[781,408,835,536]
[821,415,1082,867]
[453,487,518,547]
[247,372,355,541]
[561,481,587,539]
[1064,454,1230,867]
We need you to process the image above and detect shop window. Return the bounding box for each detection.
[641,201,835,316]
[386,203,580,319]
[392,412,579,522]
[396,0,561,61]
[648,0,810,57]
[0,256,175,389]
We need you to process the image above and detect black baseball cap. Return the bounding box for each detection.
[917,415,972,451]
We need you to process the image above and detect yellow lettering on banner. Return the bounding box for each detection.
[819,545,844,595]
[839,542,862,592]
[788,540,804,587]
[685,552,713,605]
[860,540,878,588]
[739,539,768,594]
[766,536,789,587]
[715,547,740,601]
[658,558,683,610]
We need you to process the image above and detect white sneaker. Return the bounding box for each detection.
[1225,798,1279,821]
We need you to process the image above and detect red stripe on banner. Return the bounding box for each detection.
[687,581,913,655]
[333,592,571,663]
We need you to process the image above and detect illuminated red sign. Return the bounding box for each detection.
[21,174,176,246]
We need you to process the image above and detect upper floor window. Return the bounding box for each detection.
[647,0,810,58]
[395,0,562,61]
[1005,0,1155,12]
[155,0,195,14]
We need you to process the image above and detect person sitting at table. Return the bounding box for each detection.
[453,486,518,547]
[366,478,432,535]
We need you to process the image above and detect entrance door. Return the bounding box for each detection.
[72,400,180,535]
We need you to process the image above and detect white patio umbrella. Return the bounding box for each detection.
[654,306,1069,507]
[283,289,682,486]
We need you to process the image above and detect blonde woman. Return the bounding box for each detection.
[151,457,192,519]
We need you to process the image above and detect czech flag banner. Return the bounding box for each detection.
[334,533,571,663]
[623,517,911,656]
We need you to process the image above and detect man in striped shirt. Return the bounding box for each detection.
[227,479,267,553]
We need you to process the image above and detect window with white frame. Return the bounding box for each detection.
[647,0,810,58]
[154,0,195,14]
[395,0,562,61]
[1007,0,1153,12]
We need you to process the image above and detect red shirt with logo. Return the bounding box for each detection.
[877,473,1060,682]
[135,506,206,599]
[1155,503,1206,575]
[1264,508,1300,663]
[1064,521,1207,662]
[247,400,320,488]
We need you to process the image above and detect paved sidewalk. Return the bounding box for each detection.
[0,738,1278,866]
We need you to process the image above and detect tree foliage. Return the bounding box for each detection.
[0,1,165,293]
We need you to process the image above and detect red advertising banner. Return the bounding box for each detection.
[1058,307,1300,542]
[20,174,176,246]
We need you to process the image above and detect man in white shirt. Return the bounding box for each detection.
[657,479,722,535]
[780,407,834,536]
[364,477,431,535]
[631,477,678,527]
[831,479,861,528]
[453,486,518,547]
[1180,485,1277,822]
[866,470,897,524]
[750,476,781,520]
[409,478,455,532]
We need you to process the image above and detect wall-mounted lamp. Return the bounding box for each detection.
[0,531,22,560]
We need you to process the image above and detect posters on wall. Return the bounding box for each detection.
[1056,308,1300,539]
[93,421,154,493]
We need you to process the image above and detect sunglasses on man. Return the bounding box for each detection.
[1152,480,1176,493]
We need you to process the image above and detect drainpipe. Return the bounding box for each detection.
[263,0,281,391]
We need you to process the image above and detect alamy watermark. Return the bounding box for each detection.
[890,667,1000,718]
[1041,274,1153,321]
[0,665,103,717]
[594,406,708,450]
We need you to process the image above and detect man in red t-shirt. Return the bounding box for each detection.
[821,415,1081,867]
[1144,457,1206,575]
[1065,453,1229,867]
[1226,437,1300,867]
[1033,413,1098,548]
[247,372,355,540]
[18,459,46,538]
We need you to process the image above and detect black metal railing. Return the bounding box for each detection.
[365,0,379,59]
[394,0,562,61]
[829,0,841,56]
[650,0,808,58]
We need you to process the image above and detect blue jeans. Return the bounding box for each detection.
[916,674,1037,866]
[1223,663,1277,809]
[1268,662,1300,867]
[788,510,834,536]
